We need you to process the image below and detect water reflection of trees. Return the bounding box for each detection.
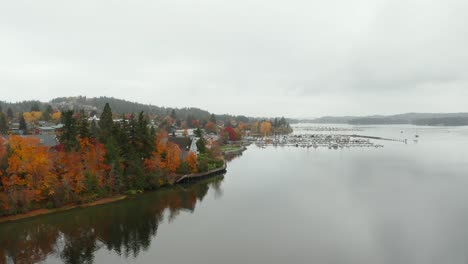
[0,174,225,264]
[224,152,244,162]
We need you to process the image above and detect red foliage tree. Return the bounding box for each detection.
[224,127,238,141]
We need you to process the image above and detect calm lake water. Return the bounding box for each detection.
[1,124,468,264]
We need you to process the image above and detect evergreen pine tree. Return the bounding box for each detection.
[6,108,13,120]
[78,109,90,139]
[19,113,27,135]
[59,110,79,151]
[0,113,8,135]
[30,103,40,112]
[170,109,177,119]
[99,103,114,140]
[210,113,216,123]
[43,105,53,121]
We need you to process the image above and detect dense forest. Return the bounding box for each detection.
[0,103,223,217]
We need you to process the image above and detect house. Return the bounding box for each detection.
[39,124,64,135]
[174,128,196,137]
[88,115,100,122]
[167,136,199,159]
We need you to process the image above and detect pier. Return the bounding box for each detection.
[176,162,227,183]
[251,133,410,149]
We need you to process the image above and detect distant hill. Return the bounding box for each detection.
[294,113,468,126]
[50,96,213,120]
[0,100,43,113]
[0,96,261,123]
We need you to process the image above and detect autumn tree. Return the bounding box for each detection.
[145,130,180,175]
[79,138,109,193]
[144,131,167,174]
[165,143,181,173]
[2,136,53,213]
[260,121,272,136]
[205,121,218,134]
[51,111,61,123]
[223,127,239,141]
[185,152,198,173]
[0,136,6,161]
[23,111,42,123]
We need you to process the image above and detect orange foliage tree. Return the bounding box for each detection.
[1,136,54,214]
[260,121,272,136]
[205,121,218,134]
[185,151,198,173]
[0,136,6,161]
[79,138,109,190]
[5,136,52,200]
[144,131,167,173]
[165,143,181,173]
[145,131,181,174]
[53,138,110,197]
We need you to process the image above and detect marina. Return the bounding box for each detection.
[254,134,386,149]
[249,125,424,149]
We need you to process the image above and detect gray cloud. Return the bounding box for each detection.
[0,0,467,117]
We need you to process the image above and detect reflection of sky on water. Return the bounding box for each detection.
[1,124,468,264]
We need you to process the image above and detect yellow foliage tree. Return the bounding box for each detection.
[260,121,272,136]
[23,111,42,123]
[51,112,61,122]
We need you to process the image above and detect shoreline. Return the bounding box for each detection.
[0,163,229,224]
[0,195,127,224]
[176,162,227,183]
[0,148,238,224]
[222,146,247,156]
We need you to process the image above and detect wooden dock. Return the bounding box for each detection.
[176,162,227,183]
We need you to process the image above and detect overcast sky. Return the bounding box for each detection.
[1,0,467,118]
